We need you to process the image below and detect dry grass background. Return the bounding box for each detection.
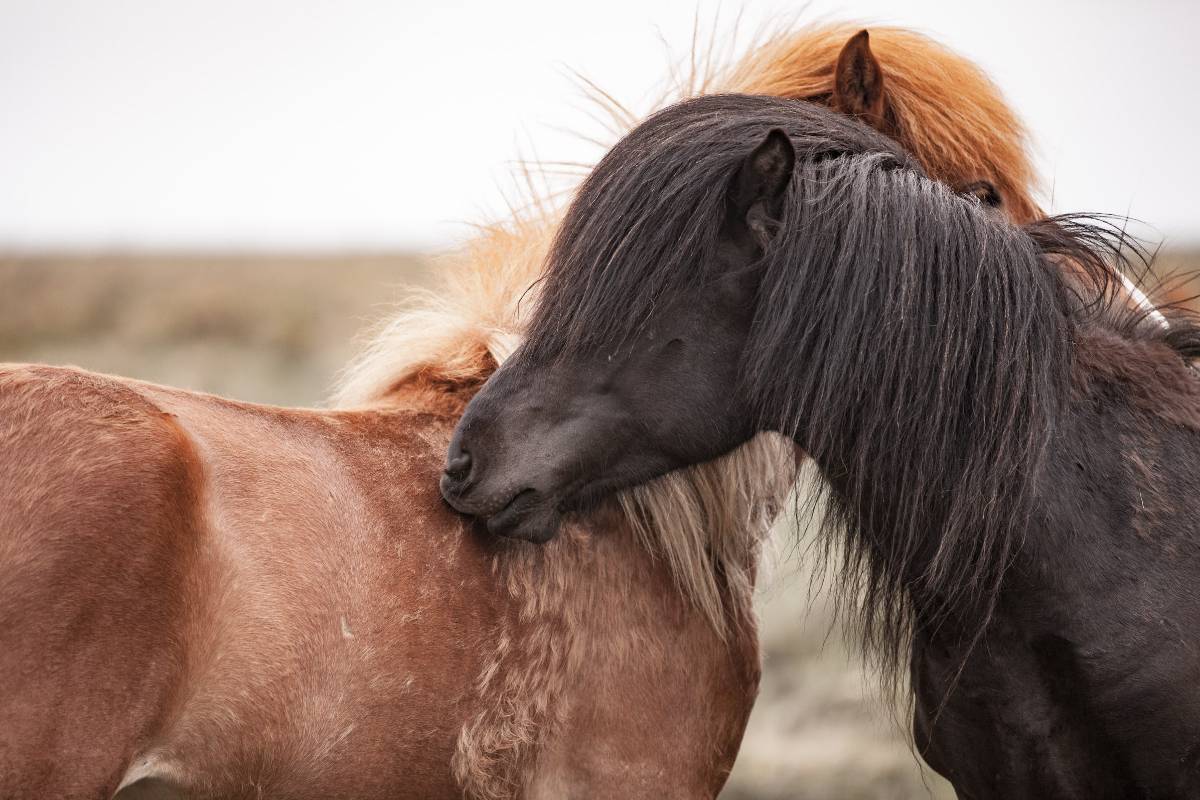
[0,253,430,405]
[3,250,1196,798]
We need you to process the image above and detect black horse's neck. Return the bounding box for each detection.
[748,157,1200,793]
[745,159,1082,663]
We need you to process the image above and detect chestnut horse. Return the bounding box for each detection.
[0,365,772,800]
[4,22,1056,800]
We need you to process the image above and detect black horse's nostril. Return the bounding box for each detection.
[444,449,472,483]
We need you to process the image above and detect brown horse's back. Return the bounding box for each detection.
[0,365,757,799]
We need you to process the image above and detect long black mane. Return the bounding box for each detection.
[524,93,1200,674]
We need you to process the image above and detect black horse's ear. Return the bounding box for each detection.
[729,128,795,243]
[832,30,886,128]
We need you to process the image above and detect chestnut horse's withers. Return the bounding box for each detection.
[0,364,758,799]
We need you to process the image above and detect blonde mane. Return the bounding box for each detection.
[332,22,1041,636]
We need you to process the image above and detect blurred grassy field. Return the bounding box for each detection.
[0,252,432,406]
[2,250,1196,798]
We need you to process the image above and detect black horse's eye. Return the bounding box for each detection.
[962,181,1002,208]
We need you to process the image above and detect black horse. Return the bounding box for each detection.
[440,93,1200,797]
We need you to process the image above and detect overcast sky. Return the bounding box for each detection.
[2,0,1197,251]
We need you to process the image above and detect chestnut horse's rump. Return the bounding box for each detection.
[0,364,757,799]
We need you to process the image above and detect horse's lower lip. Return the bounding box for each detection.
[485,489,561,543]
[440,477,517,518]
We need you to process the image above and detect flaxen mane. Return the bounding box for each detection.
[332,22,1044,636]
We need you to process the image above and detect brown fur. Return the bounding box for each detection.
[0,364,758,799]
[832,30,887,128]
